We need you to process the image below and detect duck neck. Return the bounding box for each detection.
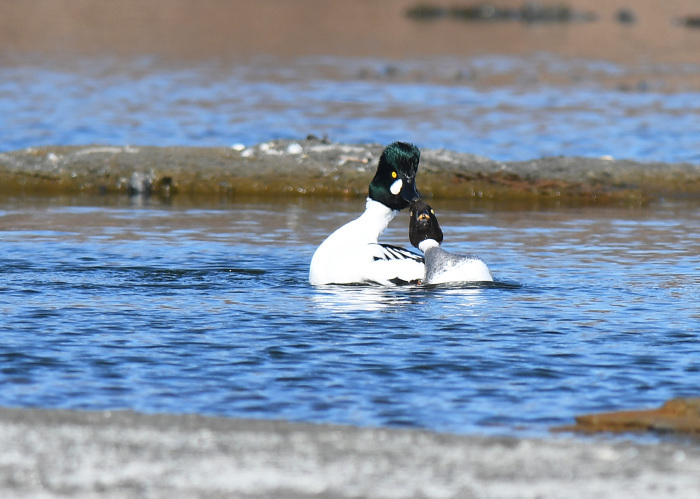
[419,239,440,253]
[359,198,399,240]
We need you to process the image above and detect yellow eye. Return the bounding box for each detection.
[391,171,397,179]
[431,209,435,214]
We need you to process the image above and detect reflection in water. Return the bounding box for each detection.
[312,285,412,313]
[310,280,514,314]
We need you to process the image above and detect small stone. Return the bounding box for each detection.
[286,143,303,155]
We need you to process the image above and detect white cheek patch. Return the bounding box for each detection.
[390,178,403,195]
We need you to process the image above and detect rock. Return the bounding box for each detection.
[0,140,699,203]
[286,142,303,154]
[554,398,700,435]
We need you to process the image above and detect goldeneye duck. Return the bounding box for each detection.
[409,199,493,284]
[309,142,425,286]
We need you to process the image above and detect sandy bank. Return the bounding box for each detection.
[1,140,699,205]
[1,406,699,498]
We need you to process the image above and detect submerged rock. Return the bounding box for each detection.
[407,2,597,23]
[615,8,636,25]
[677,15,700,28]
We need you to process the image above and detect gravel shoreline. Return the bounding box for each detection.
[1,140,699,204]
[2,406,699,498]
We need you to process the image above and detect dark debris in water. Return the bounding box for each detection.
[406,3,597,24]
[676,15,700,28]
[407,3,700,30]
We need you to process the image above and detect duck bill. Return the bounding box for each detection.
[400,179,421,203]
[417,211,431,223]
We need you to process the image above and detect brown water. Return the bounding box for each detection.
[4,0,700,74]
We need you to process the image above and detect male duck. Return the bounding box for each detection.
[309,142,425,286]
[409,199,493,284]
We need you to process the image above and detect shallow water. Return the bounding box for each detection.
[1,197,698,436]
[2,55,700,162]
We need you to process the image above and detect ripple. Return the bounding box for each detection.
[2,56,700,162]
[0,199,699,437]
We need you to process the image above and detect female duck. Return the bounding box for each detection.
[309,142,425,286]
[409,199,493,284]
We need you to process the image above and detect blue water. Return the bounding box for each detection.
[2,55,700,162]
[1,198,698,436]
[1,54,700,436]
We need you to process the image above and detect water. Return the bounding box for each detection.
[1,53,699,437]
[1,197,698,436]
[2,55,700,162]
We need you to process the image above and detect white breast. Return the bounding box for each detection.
[309,199,425,286]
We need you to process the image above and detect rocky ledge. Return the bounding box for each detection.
[1,139,699,204]
[555,398,700,436]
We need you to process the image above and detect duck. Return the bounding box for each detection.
[409,199,493,284]
[309,142,425,286]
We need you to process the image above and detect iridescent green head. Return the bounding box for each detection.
[368,142,421,211]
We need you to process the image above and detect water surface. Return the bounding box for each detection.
[2,55,700,163]
[2,197,698,436]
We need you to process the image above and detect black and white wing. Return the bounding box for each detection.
[371,243,424,263]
